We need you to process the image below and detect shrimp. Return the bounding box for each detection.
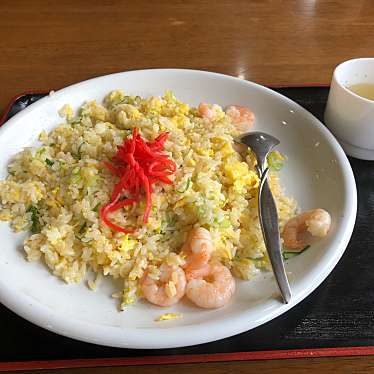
[140,264,186,307]
[186,261,236,309]
[226,105,255,153]
[198,102,215,120]
[282,208,331,251]
[181,227,214,280]
[226,105,255,133]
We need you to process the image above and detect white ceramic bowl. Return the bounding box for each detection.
[0,69,357,348]
[324,58,374,160]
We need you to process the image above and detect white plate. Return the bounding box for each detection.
[0,69,357,349]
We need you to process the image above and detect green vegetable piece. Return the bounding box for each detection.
[45,158,54,167]
[196,205,206,220]
[73,142,85,160]
[69,116,82,125]
[282,245,310,260]
[267,151,284,171]
[93,203,100,212]
[86,175,98,187]
[70,167,82,185]
[251,257,267,269]
[220,219,231,229]
[160,213,177,234]
[77,142,85,158]
[177,178,191,193]
[78,222,87,234]
[282,252,299,260]
[70,174,82,185]
[27,205,40,234]
[166,213,177,226]
[118,95,136,105]
[35,148,46,157]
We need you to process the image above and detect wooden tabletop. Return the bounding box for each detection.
[1,0,374,373]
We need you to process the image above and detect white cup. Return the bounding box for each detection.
[324,58,374,160]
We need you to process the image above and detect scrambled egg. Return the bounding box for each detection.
[155,313,182,322]
[121,105,142,120]
[220,142,235,157]
[224,159,259,192]
[219,235,233,260]
[119,234,137,260]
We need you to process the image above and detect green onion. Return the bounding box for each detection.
[251,257,267,268]
[78,222,87,234]
[220,218,231,229]
[117,95,142,106]
[282,252,299,260]
[75,222,89,241]
[73,142,85,160]
[70,172,82,185]
[162,214,176,228]
[77,142,85,158]
[69,116,82,125]
[27,205,40,234]
[45,158,54,167]
[282,245,310,260]
[166,213,177,226]
[93,203,100,212]
[78,106,90,118]
[196,205,206,220]
[160,213,177,234]
[267,151,284,171]
[35,148,46,157]
[177,178,191,193]
[86,176,97,187]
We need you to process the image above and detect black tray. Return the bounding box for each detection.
[0,87,371,368]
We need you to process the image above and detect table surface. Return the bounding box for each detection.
[1,1,374,373]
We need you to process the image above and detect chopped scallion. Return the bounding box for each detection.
[45,158,54,167]
[267,151,285,171]
[177,178,191,193]
[27,205,40,234]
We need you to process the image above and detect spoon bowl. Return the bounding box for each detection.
[237,131,280,172]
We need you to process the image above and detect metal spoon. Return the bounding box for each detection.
[236,131,291,304]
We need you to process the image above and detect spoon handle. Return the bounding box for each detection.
[258,168,291,304]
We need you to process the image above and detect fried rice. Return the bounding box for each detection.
[0,90,297,309]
